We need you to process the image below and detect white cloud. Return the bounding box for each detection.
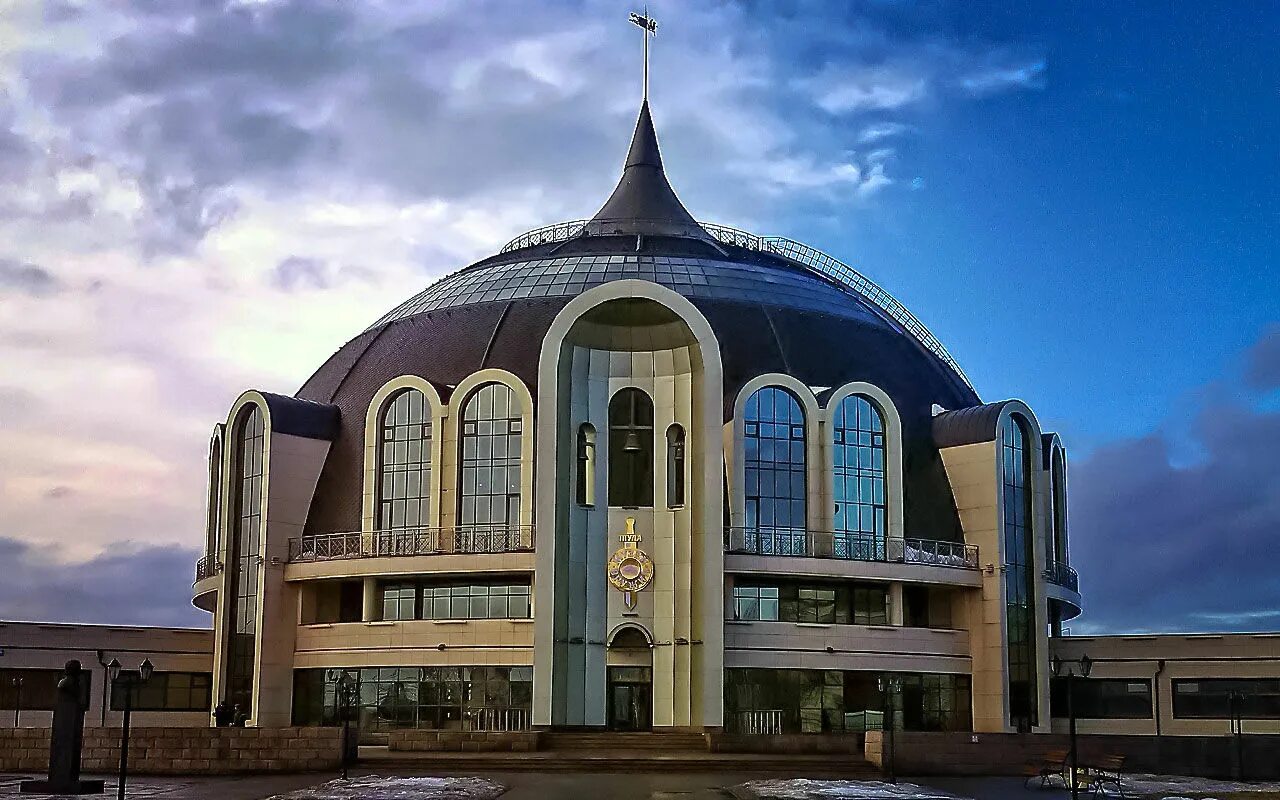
[959,59,1047,96]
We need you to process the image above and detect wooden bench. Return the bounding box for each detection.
[1024,748,1069,790]
[1087,754,1127,797]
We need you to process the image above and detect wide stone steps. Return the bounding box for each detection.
[540,732,709,751]
[360,746,880,776]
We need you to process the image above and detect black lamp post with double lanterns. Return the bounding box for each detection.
[878,674,903,784]
[107,657,153,800]
[1052,653,1092,800]
[328,669,358,780]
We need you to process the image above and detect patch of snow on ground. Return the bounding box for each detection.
[267,774,507,800]
[1123,773,1280,797]
[734,779,968,800]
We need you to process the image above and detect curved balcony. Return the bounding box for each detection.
[1045,559,1083,620]
[191,554,221,613]
[285,526,537,581]
[289,526,535,562]
[723,528,981,586]
[1045,560,1079,592]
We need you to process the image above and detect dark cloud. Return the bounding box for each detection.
[0,537,209,628]
[1069,396,1280,634]
[0,259,63,296]
[1244,324,1280,391]
[271,256,330,291]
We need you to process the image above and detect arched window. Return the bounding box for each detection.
[576,423,596,507]
[832,394,886,560]
[377,389,433,531]
[458,383,522,538]
[608,388,654,508]
[1050,448,1068,565]
[205,430,223,560]
[1001,415,1038,730]
[226,405,264,717]
[666,424,686,509]
[743,386,806,555]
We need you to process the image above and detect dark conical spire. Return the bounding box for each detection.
[583,101,710,240]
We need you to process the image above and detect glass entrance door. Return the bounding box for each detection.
[607,667,652,731]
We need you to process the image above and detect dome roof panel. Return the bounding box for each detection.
[370,253,888,331]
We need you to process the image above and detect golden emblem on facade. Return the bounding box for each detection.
[607,517,654,609]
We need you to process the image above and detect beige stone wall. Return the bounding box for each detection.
[292,618,533,669]
[0,727,340,774]
[1051,633,1280,736]
[388,729,540,752]
[724,620,970,673]
[0,621,214,729]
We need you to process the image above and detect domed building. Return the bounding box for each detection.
[192,99,1082,739]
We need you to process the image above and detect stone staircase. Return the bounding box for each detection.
[363,730,880,775]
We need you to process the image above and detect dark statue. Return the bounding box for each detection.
[19,660,105,795]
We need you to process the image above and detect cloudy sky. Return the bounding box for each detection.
[0,1,1276,632]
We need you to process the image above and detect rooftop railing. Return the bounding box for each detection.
[287,526,535,563]
[499,219,972,389]
[194,554,221,583]
[723,527,978,570]
[1046,560,1080,593]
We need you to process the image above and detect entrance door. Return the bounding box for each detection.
[607,667,652,731]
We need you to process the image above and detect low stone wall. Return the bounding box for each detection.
[707,733,864,754]
[388,729,541,752]
[0,727,342,775]
[864,731,1280,781]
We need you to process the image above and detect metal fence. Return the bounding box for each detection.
[498,218,972,389]
[730,710,784,735]
[193,554,221,582]
[724,528,978,570]
[466,707,531,732]
[288,526,535,563]
[1046,560,1080,592]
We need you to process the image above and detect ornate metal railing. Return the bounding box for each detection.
[500,219,589,252]
[499,219,972,389]
[723,528,978,570]
[194,554,221,582]
[288,526,535,563]
[1046,560,1080,592]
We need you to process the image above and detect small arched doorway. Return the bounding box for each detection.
[606,625,653,731]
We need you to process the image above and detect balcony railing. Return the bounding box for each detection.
[1046,560,1080,593]
[194,554,221,582]
[724,527,978,570]
[287,526,535,563]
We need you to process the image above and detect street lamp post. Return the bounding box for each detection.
[107,657,153,800]
[878,674,903,784]
[11,676,23,728]
[330,669,357,780]
[1052,654,1092,800]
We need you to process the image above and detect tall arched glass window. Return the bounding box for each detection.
[205,430,223,560]
[576,423,596,507]
[608,388,654,508]
[1050,448,1068,565]
[226,405,264,717]
[666,424,686,509]
[832,394,886,560]
[458,383,522,542]
[743,386,807,555]
[1001,415,1038,730]
[377,389,433,532]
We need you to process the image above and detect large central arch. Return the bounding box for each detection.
[534,280,725,729]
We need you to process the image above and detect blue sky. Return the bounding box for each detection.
[0,1,1276,632]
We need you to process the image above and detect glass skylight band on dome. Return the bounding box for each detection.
[496,220,972,390]
[367,253,886,332]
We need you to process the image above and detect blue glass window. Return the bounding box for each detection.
[743,387,807,555]
[832,395,886,560]
[378,389,433,531]
[1002,415,1038,729]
